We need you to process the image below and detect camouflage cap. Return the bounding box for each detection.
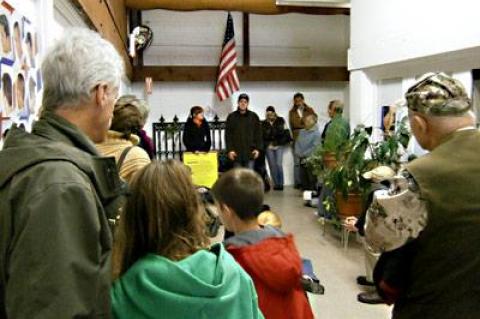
[405,72,472,116]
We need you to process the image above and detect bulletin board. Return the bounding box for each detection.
[0,0,42,141]
[183,151,219,188]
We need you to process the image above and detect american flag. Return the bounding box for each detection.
[215,12,240,101]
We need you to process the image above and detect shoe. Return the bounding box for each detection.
[356,276,374,287]
[357,291,385,305]
[301,276,325,295]
[273,186,284,191]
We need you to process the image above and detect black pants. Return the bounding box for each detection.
[300,162,317,191]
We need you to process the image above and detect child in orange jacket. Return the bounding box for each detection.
[212,168,314,319]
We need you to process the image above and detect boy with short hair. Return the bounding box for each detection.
[212,169,313,319]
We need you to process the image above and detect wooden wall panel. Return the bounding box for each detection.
[125,0,349,15]
[74,0,132,79]
[105,0,128,43]
[133,66,349,82]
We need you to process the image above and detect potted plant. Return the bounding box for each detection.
[323,126,373,219]
[370,118,411,170]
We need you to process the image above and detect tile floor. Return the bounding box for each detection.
[264,187,392,319]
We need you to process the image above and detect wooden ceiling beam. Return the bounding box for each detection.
[133,66,349,82]
[125,0,349,15]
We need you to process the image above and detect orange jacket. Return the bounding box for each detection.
[227,235,314,319]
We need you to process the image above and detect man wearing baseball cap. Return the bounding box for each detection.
[365,72,480,319]
[225,93,263,169]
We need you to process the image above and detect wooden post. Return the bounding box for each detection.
[243,13,250,67]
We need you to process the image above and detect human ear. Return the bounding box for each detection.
[412,114,428,134]
[94,83,109,108]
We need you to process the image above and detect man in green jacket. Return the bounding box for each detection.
[365,73,480,319]
[0,29,125,318]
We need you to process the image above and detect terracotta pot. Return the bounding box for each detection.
[335,192,363,219]
[323,152,338,169]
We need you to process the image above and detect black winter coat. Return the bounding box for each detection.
[225,109,263,162]
[262,117,287,148]
[182,118,212,152]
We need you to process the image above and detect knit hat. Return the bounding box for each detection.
[238,93,249,102]
[266,106,275,113]
[405,72,472,116]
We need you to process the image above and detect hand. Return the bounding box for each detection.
[228,151,237,161]
[252,149,260,159]
[343,216,359,232]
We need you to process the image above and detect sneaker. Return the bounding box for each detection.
[301,276,325,295]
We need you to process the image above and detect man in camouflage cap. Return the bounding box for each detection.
[364,72,480,319]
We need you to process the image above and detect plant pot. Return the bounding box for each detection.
[335,192,363,219]
[323,152,338,169]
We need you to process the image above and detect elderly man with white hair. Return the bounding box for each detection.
[0,29,125,318]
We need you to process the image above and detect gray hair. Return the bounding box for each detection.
[116,94,150,121]
[329,100,344,113]
[41,28,124,111]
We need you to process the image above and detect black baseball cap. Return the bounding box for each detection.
[238,93,249,102]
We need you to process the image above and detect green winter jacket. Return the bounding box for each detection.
[111,244,265,319]
[0,113,125,318]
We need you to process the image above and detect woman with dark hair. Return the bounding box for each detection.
[96,95,151,183]
[262,106,290,190]
[110,160,264,319]
[183,106,212,152]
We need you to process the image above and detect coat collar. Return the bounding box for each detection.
[32,111,100,156]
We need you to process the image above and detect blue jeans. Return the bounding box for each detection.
[266,147,284,187]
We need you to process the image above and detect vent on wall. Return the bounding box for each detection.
[276,0,350,8]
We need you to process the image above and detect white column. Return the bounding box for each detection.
[349,70,377,129]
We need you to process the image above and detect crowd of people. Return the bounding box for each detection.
[0,28,479,319]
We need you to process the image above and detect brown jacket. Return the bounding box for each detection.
[391,129,480,319]
[289,104,316,140]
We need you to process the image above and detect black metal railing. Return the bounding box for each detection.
[152,115,226,160]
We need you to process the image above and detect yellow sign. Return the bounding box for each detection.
[183,151,218,188]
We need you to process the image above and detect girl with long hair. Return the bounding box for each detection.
[111,160,264,319]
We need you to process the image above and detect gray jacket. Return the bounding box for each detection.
[0,113,125,318]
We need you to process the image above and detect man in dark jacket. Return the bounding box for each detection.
[0,29,125,318]
[226,93,263,169]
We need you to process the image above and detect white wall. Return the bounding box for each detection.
[142,10,349,66]
[349,0,480,71]
[349,0,478,137]
[132,81,348,185]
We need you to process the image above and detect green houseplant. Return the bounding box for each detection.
[370,118,411,169]
[323,126,374,219]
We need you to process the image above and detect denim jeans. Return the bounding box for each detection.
[266,147,284,187]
